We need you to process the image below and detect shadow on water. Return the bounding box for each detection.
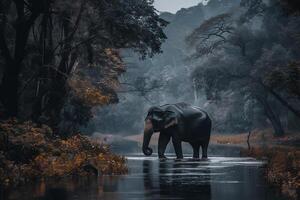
[43,188,68,200]
[1,155,288,200]
[157,160,211,199]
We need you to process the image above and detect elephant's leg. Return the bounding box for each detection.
[158,133,170,159]
[190,142,201,159]
[172,136,183,159]
[201,142,209,159]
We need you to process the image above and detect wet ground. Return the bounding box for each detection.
[1,154,287,200]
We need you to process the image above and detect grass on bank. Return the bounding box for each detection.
[212,129,300,200]
[242,146,300,200]
[211,128,300,146]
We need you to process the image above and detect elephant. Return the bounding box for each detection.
[142,102,211,159]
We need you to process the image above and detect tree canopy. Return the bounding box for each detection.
[0,0,167,134]
[187,0,300,136]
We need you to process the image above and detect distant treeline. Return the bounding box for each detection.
[187,0,300,136]
[89,0,300,136]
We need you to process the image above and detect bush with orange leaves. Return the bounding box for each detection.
[0,119,127,186]
[69,48,125,107]
[68,78,111,107]
[242,147,300,200]
[59,49,125,135]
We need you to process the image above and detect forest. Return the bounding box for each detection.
[0,0,166,187]
[0,0,300,200]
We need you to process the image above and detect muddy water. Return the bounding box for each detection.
[1,154,286,200]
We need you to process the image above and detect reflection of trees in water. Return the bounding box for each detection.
[0,187,7,200]
[143,160,211,200]
[26,177,120,200]
[101,176,119,192]
[44,188,68,200]
[143,160,154,190]
[160,161,211,199]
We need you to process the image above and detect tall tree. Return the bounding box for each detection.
[0,0,167,133]
[0,0,51,117]
[187,0,300,136]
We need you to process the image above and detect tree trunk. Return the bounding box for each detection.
[0,61,21,117]
[247,130,251,150]
[48,75,68,129]
[257,80,300,118]
[267,113,284,137]
[43,7,83,133]
[31,12,55,121]
[0,1,42,118]
[257,96,285,137]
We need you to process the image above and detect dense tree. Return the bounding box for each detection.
[187,0,300,136]
[0,0,51,117]
[186,13,234,58]
[0,0,167,134]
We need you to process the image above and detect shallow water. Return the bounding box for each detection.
[1,154,286,200]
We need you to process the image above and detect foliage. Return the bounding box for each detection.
[57,48,127,134]
[240,0,266,21]
[211,128,300,145]
[278,0,300,14]
[186,13,234,58]
[0,119,127,186]
[87,0,168,58]
[244,146,300,200]
[186,0,300,135]
[265,61,300,98]
[69,78,111,107]
[212,129,300,200]
[0,0,167,134]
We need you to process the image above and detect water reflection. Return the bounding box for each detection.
[44,188,68,200]
[143,160,154,191]
[102,176,119,192]
[2,156,286,200]
[158,160,211,199]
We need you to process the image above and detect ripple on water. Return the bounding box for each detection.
[126,155,266,166]
[3,154,284,200]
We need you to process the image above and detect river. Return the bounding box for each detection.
[1,153,287,200]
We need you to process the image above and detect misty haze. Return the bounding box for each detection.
[0,0,299,200]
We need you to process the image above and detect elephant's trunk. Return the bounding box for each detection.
[142,119,154,156]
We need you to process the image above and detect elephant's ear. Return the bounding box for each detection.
[146,107,163,121]
[146,107,165,131]
[164,111,178,129]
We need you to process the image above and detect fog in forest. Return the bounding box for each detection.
[1,1,300,199]
[84,0,300,138]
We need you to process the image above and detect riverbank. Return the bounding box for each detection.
[212,129,300,200]
[211,129,300,147]
[0,119,127,186]
[126,129,300,199]
[242,146,300,200]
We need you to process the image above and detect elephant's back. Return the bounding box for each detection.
[178,105,209,124]
[160,103,211,142]
[181,110,211,142]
